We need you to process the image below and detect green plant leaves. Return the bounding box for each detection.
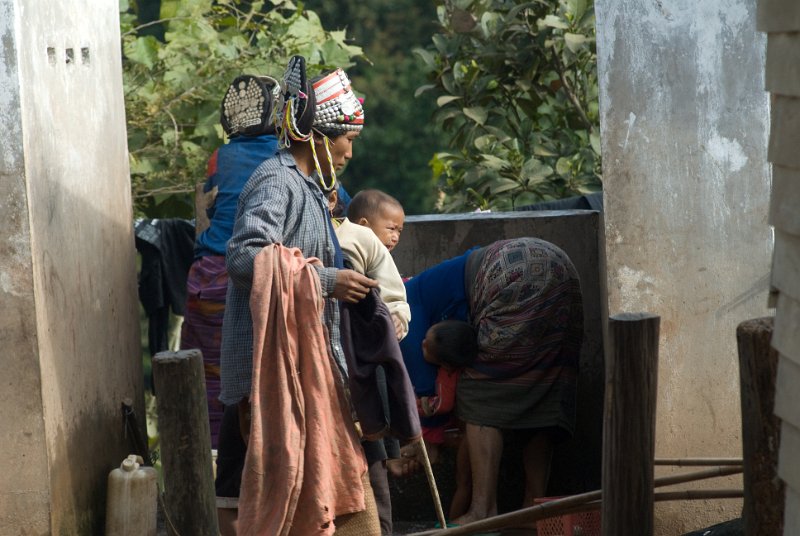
[122,0,364,217]
[417,0,602,212]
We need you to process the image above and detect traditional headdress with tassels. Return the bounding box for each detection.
[276,57,365,192]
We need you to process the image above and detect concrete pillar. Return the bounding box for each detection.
[0,1,142,533]
[595,0,771,533]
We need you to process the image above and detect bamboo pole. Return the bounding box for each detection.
[602,312,660,535]
[654,489,743,501]
[417,439,448,530]
[654,458,743,466]
[153,349,219,536]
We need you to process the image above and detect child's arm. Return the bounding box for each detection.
[418,368,458,417]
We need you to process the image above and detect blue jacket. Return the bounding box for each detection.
[194,135,280,258]
[399,250,474,396]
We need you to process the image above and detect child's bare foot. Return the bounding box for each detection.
[386,457,421,478]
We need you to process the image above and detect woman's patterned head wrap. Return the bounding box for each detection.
[312,69,364,138]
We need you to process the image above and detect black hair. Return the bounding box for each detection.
[428,320,479,368]
[346,189,403,223]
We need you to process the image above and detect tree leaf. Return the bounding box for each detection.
[463,106,488,125]
[538,15,568,30]
[564,33,587,53]
[414,84,437,98]
[124,36,160,68]
[590,132,602,155]
[437,95,462,107]
[555,157,572,176]
[481,154,507,170]
[492,178,521,193]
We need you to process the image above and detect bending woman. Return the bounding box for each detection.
[399,237,583,524]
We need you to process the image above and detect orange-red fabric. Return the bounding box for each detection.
[238,244,366,536]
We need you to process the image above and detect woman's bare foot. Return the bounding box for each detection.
[451,507,496,526]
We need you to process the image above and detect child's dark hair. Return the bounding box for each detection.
[429,320,479,367]
[347,189,403,222]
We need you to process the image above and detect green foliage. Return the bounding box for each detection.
[417,0,602,212]
[302,0,445,215]
[121,0,364,218]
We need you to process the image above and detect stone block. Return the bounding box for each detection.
[777,418,800,490]
[757,0,800,33]
[771,229,800,303]
[773,293,800,365]
[769,96,800,169]
[770,165,800,235]
[766,33,800,96]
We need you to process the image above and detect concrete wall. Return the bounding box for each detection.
[758,0,800,533]
[391,210,606,518]
[0,1,143,534]
[595,0,772,533]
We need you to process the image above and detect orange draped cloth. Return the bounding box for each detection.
[238,245,367,536]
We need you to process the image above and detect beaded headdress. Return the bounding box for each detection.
[275,59,363,192]
[276,56,316,144]
[220,74,280,137]
[312,69,364,137]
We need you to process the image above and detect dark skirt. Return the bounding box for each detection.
[180,255,228,448]
[457,238,583,434]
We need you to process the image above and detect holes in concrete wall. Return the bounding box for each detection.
[46,46,91,67]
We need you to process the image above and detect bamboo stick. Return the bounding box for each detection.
[655,489,743,501]
[417,438,448,530]
[654,465,742,488]
[654,458,743,466]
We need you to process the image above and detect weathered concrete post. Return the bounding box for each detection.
[736,317,784,535]
[0,0,143,532]
[602,312,660,535]
[153,350,219,535]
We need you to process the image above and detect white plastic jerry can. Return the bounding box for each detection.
[105,454,158,536]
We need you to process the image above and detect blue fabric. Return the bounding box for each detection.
[337,183,352,215]
[399,250,474,396]
[327,214,344,269]
[194,134,279,258]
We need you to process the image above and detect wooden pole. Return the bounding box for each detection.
[153,349,219,536]
[737,317,785,535]
[602,312,660,536]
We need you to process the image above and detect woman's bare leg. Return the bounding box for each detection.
[448,438,472,520]
[522,431,554,508]
[452,423,502,524]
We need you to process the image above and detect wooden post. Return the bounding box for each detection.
[737,317,784,535]
[602,312,660,536]
[153,350,219,536]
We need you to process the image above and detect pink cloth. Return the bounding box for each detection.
[238,245,367,536]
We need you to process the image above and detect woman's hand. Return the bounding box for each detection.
[332,269,378,303]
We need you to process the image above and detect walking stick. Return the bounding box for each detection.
[416,438,448,529]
